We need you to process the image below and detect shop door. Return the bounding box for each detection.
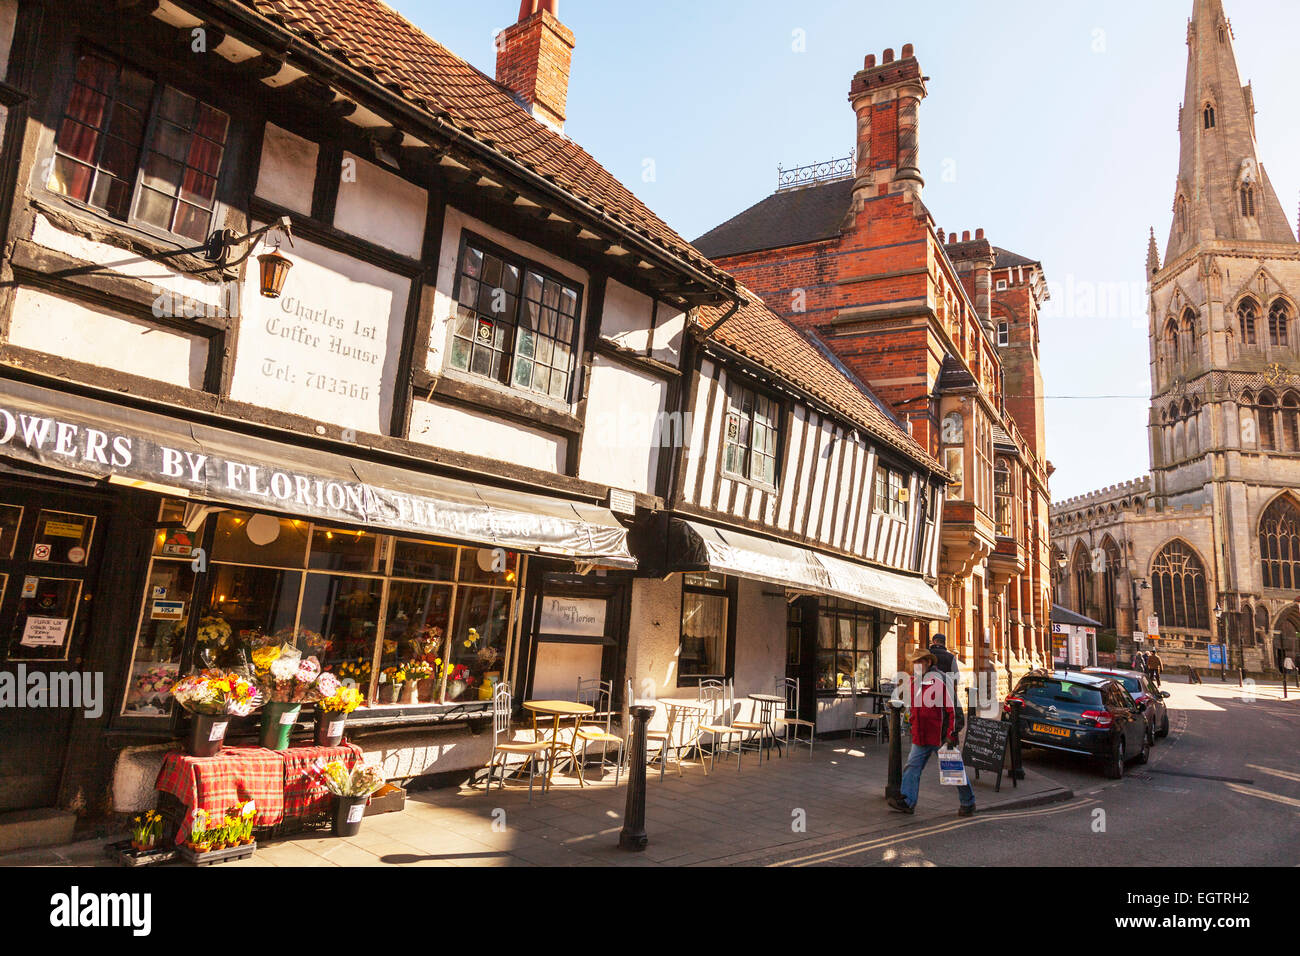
[786,596,818,725]
[0,481,108,811]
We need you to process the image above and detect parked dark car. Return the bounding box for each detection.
[1084,667,1171,741]
[1004,670,1149,778]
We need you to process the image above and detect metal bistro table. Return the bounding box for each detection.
[746,693,788,761]
[522,700,596,787]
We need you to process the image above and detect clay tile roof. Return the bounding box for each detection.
[240,0,725,284]
[696,294,946,476]
[693,179,854,259]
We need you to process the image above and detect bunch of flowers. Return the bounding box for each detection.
[187,801,256,851]
[134,665,178,698]
[274,625,325,656]
[129,810,164,851]
[336,658,371,687]
[462,627,481,649]
[445,663,470,684]
[253,644,328,703]
[195,616,232,647]
[404,659,433,681]
[318,684,365,714]
[381,665,408,686]
[170,671,263,716]
[312,759,386,798]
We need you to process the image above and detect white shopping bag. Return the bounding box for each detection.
[937,746,968,787]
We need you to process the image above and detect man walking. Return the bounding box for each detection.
[889,649,976,818]
[1145,649,1163,688]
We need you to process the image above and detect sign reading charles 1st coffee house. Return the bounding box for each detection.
[228,232,411,434]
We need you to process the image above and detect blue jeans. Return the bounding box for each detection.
[899,744,975,810]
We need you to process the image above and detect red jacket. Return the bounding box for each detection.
[908,667,957,747]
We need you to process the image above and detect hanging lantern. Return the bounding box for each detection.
[257,247,293,299]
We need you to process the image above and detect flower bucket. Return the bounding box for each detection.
[444,679,467,701]
[187,713,230,757]
[399,682,420,705]
[259,702,301,750]
[416,677,438,701]
[377,682,402,704]
[314,710,347,747]
[332,795,368,837]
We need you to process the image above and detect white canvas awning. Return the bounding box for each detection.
[670,519,949,620]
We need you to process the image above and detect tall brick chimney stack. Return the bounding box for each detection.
[495,0,575,133]
[848,43,928,209]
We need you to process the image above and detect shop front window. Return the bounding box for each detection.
[815,600,877,694]
[119,503,520,717]
[680,572,729,680]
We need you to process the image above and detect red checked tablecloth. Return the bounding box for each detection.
[155,742,364,844]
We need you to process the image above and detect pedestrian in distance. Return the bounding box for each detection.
[888,649,976,818]
[1284,655,1296,691]
[1133,649,1147,673]
[1146,650,1164,688]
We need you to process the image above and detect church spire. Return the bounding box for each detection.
[1147,227,1161,277]
[1163,0,1295,266]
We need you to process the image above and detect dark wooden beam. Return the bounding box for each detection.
[237,54,285,81]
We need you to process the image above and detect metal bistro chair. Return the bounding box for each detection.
[484,681,553,800]
[775,676,815,757]
[573,677,626,786]
[695,679,744,774]
[849,676,887,744]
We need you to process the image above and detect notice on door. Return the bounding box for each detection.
[20,616,68,647]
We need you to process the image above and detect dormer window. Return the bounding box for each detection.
[1240,184,1256,218]
[1203,103,1216,129]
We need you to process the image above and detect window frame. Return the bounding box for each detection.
[873,463,908,522]
[676,572,737,685]
[720,376,782,490]
[445,230,585,406]
[40,43,234,249]
[997,321,1010,347]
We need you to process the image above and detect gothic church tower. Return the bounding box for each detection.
[1147,0,1300,643]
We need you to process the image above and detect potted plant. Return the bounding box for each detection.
[377,666,406,704]
[182,801,256,864]
[170,671,264,756]
[315,679,363,746]
[129,810,164,853]
[312,760,386,838]
[252,645,327,750]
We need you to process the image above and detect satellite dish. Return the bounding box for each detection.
[245,514,281,547]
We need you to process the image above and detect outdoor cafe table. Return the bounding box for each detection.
[154,742,362,844]
[522,700,595,787]
[746,693,788,761]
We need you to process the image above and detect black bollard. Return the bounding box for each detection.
[1007,699,1026,781]
[885,699,904,802]
[619,705,654,852]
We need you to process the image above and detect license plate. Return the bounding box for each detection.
[1031,723,1071,737]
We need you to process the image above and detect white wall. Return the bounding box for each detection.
[9,288,208,389]
[408,398,566,473]
[601,279,653,353]
[254,123,317,215]
[577,353,666,494]
[334,153,427,259]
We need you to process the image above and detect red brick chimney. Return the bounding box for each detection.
[848,43,927,207]
[495,0,575,133]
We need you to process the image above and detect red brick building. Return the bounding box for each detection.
[696,45,1054,696]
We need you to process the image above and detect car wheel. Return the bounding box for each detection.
[1103,737,1125,779]
[1134,730,1150,765]
[1158,712,1170,738]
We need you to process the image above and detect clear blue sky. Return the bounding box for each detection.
[404,0,1300,501]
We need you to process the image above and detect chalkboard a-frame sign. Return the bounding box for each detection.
[961,717,1017,792]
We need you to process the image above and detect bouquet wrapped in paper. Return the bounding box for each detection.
[253,644,328,703]
[312,759,386,797]
[170,670,263,716]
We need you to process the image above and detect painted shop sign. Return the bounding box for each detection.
[228,232,410,434]
[0,392,632,564]
[538,596,606,638]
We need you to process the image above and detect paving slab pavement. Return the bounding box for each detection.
[0,736,1072,868]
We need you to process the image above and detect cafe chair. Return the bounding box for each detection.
[573,677,625,786]
[849,676,886,745]
[484,681,552,800]
[775,676,815,757]
[695,679,743,774]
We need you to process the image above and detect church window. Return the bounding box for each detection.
[1151,541,1210,631]
[1269,299,1290,347]
[1203,104,1216,129]
[1177,197,1188,233]
[1240,184,1256,218]
[1182,309,1198,356]
[1238,299,1259,345]
[1258,391,1278,450]
[1259,496,1300,590]
[1283,393,1300,453]
[1164,319,1180,363]
[1185,401,1200,458]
